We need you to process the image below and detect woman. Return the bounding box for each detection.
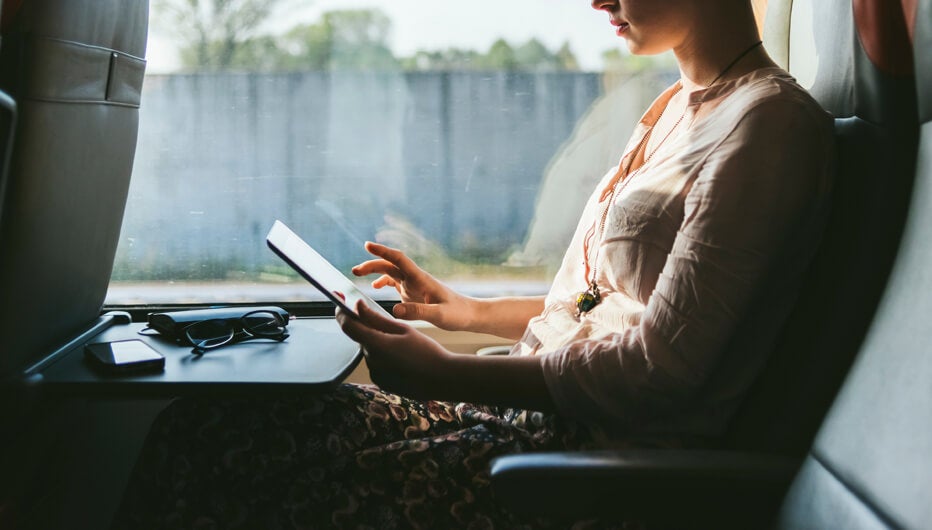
[115,0,834,527]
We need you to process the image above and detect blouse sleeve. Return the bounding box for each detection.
[539,97,833,432]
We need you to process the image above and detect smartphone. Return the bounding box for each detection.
[84,339,165,374]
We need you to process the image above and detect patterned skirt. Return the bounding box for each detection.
[112,383,595,529]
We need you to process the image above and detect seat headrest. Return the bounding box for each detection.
[1,0,24,33]
[853,0,915,77]
[18,0,147,58]
[915,0,932,121]
[764,0,916,125]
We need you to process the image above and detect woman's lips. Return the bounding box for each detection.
[610,18,630,36]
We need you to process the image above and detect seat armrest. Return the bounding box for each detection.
[490,449,800,527]
[476,345,513,356]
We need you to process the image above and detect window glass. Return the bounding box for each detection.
[106,0,677,306]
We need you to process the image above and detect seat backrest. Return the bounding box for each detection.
[0,0,148,378]
[724,0,919,455]
[776,1,931,526]
[0,0,14,226]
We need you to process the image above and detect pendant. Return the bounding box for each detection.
[576,282,601,315]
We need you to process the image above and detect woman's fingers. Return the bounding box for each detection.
[335,307,383,346]
[392,302,441,324]
[335,302,407,348]
[334,306,376,345]
[371,274,398,290]
[364,242,422,277]
[351,259,401,279]
[357,300,408,334]
[336,301,452,398]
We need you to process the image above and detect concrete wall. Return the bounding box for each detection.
[114,71,657,281]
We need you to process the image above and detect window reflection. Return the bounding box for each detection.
[107,1,676,305]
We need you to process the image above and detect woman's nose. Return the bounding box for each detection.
[591,0,616,12]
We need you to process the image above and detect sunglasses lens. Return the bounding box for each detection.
[186,319,234,349]
[243,311,286,337]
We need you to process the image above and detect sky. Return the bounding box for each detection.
[146,0,627,73]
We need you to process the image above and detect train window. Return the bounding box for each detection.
[105,0,677,306]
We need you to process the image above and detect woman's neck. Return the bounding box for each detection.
[672,4,775,92]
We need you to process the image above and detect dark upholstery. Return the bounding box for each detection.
[777,0,932,526]
[491,0,924,526]
[726,0,919,455]
[492,449,798,527]
[0,87,12,228]
[0,0,12,247]
[0,0,148,378]
[918,0,932,124]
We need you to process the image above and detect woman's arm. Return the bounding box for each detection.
[353,241,544,340]
[463,296,545,340]
[337,302,555,411]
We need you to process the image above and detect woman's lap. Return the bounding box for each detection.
[113,383,588,529]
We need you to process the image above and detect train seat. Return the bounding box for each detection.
[0,0,148,379]
[490,0,924,526]
[775,0,931,525]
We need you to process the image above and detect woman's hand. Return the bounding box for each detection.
[336,301,554,410]
[352,242,476,331]
[336,301,454,400]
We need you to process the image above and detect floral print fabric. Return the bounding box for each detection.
[113,384,591,529]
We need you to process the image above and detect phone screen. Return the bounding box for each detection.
[85,340,165,373]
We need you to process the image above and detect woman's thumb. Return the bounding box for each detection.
[393,302,438,324]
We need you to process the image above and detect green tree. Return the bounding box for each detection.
[482,39,517,70]
[323,10,399,69]
[556,42,580,71]
[270,19,335,70]
[155,0,294,70]
[514,38,557,71]
[403,39,580,72]
[224,35,285,70]
[400,48,482,71]
[221,8,399,71]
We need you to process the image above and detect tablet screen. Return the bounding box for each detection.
[266,220,393,318]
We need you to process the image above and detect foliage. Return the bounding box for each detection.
[313,10,399,70]
[404,38,579,72]
[481,39,517,70]
[162,2,581,72]
[155,0,293,71]
[227,9,400,71]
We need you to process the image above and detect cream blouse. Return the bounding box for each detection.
[516,67,835,444]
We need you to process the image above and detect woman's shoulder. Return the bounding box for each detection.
[693,67,833,148]
[733,67,833,124]
[714,69,835,193]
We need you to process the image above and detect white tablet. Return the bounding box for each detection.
[266,220,393,318]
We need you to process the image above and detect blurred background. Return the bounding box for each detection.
[107,0,677,304]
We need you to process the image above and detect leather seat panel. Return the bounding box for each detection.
[0,102,139,375]
[902,0,918,41]
[0,0,148,375]
[763,0,792,69]
[788,0,856,116]
[29,0,148,58]
[733,0,919,450]
[853,0,916,76]
[805,125,932,530]
[25,36,145,107]
[916,0,932,121]
[777,456,891,529]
